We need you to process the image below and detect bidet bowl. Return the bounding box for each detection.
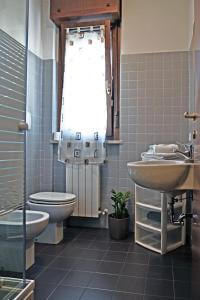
[0,210,49,240]
[127,160,190,192]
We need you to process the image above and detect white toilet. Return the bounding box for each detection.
[27,192,77,244]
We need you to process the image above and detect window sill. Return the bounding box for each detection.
[106,140,123,145]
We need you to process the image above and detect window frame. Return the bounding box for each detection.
[57,19,120,140]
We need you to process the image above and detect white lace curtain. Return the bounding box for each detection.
[59,27,107,164]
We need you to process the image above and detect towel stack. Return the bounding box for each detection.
[141,144,179,161]
[149,144,178,153]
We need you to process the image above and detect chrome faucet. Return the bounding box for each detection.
[175,143,194,162]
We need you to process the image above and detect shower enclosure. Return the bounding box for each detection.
[0,0,34,298]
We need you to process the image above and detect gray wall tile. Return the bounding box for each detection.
[26,50,190,230]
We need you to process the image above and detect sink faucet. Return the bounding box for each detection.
[175,143,194,162]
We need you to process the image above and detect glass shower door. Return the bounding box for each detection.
[0,0,28,295]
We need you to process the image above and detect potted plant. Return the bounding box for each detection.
[108,189,131,240]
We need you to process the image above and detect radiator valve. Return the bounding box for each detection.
[99,208,108,215]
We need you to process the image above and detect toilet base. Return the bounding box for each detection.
[35,222,63,244]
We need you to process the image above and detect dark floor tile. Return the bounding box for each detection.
[173,267,193,282]
[103,251,127,262]
[121,263,148,277]
[73,258,100,272]
[48,285,84,300]
[35,243,49,254]
[88,273,118,290]
[63,236,77,243]
[94,230,111,241]
[109,242,130,252]
[112,291,143,300]
[72,239,93,248]
[63,232,80,241]
[62,247,105,260]
[145,279,174,298]
[34,281,57,300]
[80,288,113,300]
[64,227,82,239]
[59,245,83,257]
[63,235,79,242]
[61,270,93,287]
[81,249,105,260]
[117,276,145,294]
[49,256,77,269]
[82,228,103,235]
[97,261,123,275]
[144,296,173,300]
[171,245,192,256]
[42,243,68,256]
[112,233,134,243]
[35,254,55,267]
[26,264,44,279]
[147,265,173,280]
[33,228,200,300]
[128,243,151,254]
[149,254,172,266]
[78,231,97,240]
[89,241,111,251]
[125,253,149,264]
[172,254,193,268]
[36,267,68,284]
[175,298,189,300]
[174,280,200,299]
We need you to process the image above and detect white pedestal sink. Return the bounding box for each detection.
[127,160,200,192]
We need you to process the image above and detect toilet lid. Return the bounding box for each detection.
[29,192,76,204]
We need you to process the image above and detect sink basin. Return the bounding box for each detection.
[127,160,190,192]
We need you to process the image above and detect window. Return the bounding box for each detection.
[58,20,120,139]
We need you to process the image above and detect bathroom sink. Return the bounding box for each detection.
[127,160,190,192]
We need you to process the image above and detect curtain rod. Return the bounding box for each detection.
[65,25,104,34]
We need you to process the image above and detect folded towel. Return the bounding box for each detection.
[141,152,180,161]
[149,144,178,153]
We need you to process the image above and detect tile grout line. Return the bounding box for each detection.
[172,256,176,300]
[114,247,129,296]
[45,233,110,299]
[44,229,83,299]
[35,230,179,299]
[143,251,150,298]
[46,267,72,300]
[34,231,82,299]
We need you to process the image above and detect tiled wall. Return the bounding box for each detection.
[117,51,189,229]
[53,51,190,230]
[26,52,43,197]
[40,60,54,192]
[26,53,54,198]
[26,51,190,229]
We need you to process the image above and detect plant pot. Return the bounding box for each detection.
[108,214,129,240]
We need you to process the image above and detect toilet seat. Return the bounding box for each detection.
[29,192,76,205]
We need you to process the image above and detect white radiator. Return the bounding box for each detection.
[66,164,100,218]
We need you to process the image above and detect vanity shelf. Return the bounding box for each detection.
[135,185,186,254]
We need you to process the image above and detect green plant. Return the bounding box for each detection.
[111,189,131,219]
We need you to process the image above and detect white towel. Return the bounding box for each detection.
[149,144,178,153]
